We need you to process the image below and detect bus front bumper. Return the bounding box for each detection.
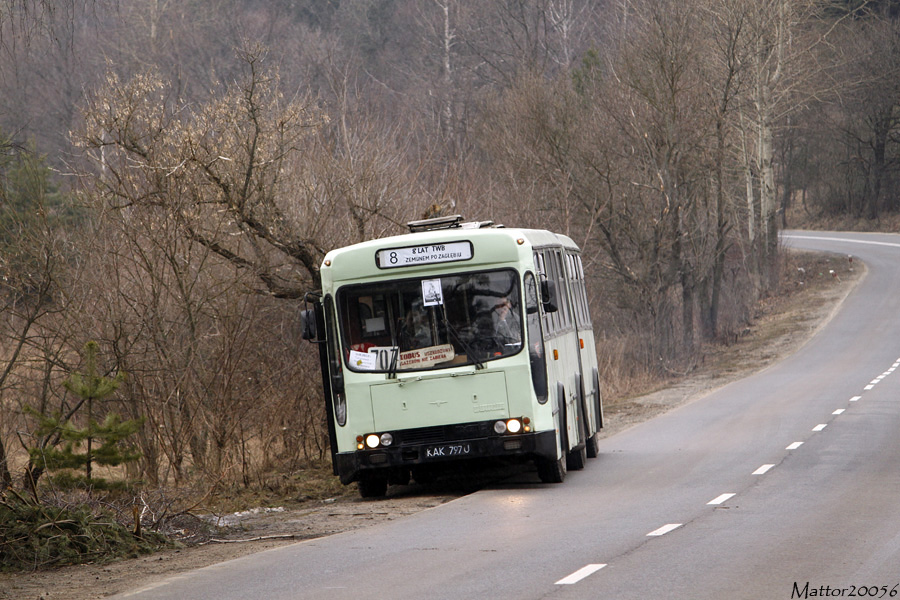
[334,429,558,484]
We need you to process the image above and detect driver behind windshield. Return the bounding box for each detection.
[492,297,521,347]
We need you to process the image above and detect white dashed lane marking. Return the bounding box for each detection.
[707,493,736,505]
[647,523,683,537]
[555,564,607,585]
[550,356,900,588]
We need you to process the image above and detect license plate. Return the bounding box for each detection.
[424,444,472,459]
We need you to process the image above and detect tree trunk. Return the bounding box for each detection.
[758,104,779,290]
[868,112,890,220]
[86,396,93,481]
[681,268,695,353]
[0,435,11,490]
[439,0,453,140]
[704,115,731,340]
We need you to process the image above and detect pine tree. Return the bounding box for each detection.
[28,342,143,485]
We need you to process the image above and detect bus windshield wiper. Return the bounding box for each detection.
[387,347,399,379]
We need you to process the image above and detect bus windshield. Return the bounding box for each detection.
[337,269,522,373]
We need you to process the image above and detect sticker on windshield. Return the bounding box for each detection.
[422,279,444,306]
[366,344,456,370]
[398,344,455,369]
[349,350,377,370]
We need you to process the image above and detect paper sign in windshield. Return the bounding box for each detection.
[349,350,377,370]
[422,279,443,306]
[397,344,455,369]
[357,344,455,370]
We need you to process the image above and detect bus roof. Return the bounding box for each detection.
[321,225,579,285]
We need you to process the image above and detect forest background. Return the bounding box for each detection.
[1,0,899,536]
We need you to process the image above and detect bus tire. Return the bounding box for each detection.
[537,452,567,483]
[566,400,587,471]
[593,368,604,430]
[537,401,568,484]
[585,398,600,459]
[357,472,388,498]
[585,431,600,459]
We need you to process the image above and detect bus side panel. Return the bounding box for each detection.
[578,328,602,434]
[569,251,601,437]
[545,333,582,454]
[561,332,583,453]
[539,247,584,455]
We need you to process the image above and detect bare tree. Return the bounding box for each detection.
[68,41,432,486]
[833,8,900,219]
[0,137,77,493]
[735,0,849,283]
[697,0,752,338]
[75,44,330,297]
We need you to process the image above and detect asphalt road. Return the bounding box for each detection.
[116,231,900,600]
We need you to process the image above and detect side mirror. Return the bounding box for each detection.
[300,309,317,341]
[540,280,558,313]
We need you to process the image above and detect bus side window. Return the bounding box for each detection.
[551,249,572,330]
[524,272,548,403]
[538,250,556,334]
[543,248,568,333]
[576,255,592,327]
[566,252,587,327]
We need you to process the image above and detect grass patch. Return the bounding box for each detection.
[202,461,357,514]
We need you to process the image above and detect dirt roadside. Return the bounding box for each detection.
[0,250,863,600]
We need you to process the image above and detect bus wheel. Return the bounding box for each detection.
[537,454,567,483]
[537,403,568,484]
[358,472,388,498]
[566,403,587,471]
[586,370,602,458]
[585,430,600,459]
[585,395,600,459]
[593,369,604,429]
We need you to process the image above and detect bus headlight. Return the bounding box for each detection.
[494,419,524,435]
[361,432,393,449]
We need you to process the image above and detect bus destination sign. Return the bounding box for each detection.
[375,241,473,269]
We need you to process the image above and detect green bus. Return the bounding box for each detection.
[301,215,603,497]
